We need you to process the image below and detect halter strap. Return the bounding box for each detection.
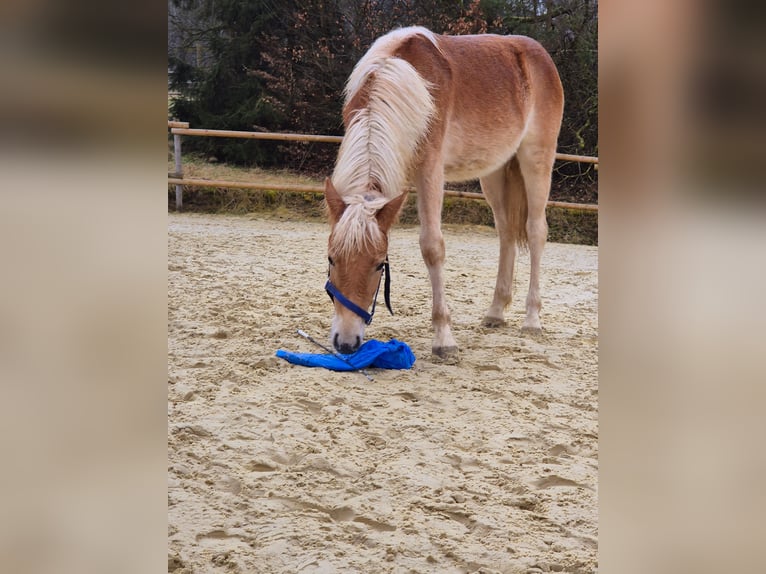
[326,257,393,325]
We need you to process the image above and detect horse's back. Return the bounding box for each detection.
[383,29,563,181]
[342,27,564,182]
[445,34,562,113]
[385,32,561,115]
[350,28,562,128]
[438,34,563,180]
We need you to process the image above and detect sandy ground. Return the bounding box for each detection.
[168,213,598,574]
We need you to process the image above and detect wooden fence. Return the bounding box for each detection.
[168,121,598,212]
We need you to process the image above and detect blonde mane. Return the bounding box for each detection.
[330,195,388,259]
[330,27,437,258]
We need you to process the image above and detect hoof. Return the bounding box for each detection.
[432,345,460,363]
[482,316,507,328]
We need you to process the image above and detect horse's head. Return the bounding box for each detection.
[324,178,408,354]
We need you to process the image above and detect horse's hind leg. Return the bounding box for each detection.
[480,158,524,327]
[516,141,556,334]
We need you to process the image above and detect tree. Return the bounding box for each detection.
[169,1,295,164]
[168,0,598,181]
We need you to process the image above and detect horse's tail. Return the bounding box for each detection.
[334,44,435,199]
[506,156,529,249]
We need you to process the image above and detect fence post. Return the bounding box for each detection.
[173,132,183,210]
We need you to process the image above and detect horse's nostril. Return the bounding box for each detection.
[355,336,360,350]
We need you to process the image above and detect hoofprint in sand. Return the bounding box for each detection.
[168,213,597,574]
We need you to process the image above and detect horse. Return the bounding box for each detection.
[323,26,564,359]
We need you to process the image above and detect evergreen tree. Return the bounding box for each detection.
[168,0,597,178]
[169,1,295,165]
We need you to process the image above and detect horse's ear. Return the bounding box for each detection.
[376,191,409,232]
[324,178,346,223]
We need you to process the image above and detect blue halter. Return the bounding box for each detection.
[325,257,393,325]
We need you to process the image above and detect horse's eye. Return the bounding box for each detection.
[328,257,334,266]
[375,262,385,271]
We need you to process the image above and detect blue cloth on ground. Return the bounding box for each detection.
[276,339,415,371]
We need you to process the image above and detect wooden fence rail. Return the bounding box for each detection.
[168,122,598,211]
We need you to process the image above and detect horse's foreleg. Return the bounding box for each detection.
[415,165,458,359]
[517,144,555,334]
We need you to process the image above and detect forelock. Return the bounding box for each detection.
[330,196,387,258]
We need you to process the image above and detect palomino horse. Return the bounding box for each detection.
[324,26,564,359]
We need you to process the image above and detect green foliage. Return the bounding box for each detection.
[169,0,293,164]
[169,0,598,183]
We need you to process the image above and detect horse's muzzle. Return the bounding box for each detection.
[330,309,365,355]
[334,332,361,354]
